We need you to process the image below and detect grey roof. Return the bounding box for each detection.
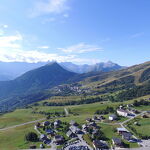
[112,138,122,144]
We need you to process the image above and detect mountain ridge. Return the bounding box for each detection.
[0,61,124,81]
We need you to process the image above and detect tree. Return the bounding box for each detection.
[25,132,38,142]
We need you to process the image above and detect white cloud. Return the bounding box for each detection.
[30,0,70,17]
[58,43,103,54]
[3,25,8,28]
[130,32,144,39]
[0,33,23,48]
[0,48,101,64]
[38,46,50,49]
[0,49,79,63]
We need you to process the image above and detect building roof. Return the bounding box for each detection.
[117,128,129,132]
[112,138,122,145]
[66,130,76,137]
[93,140,108,148]
[40,134,47,139]
[117,109,128,113]
[122,132,132,140]
[109,114,117,118]
[46,129,54,134]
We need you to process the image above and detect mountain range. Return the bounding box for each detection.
[0,60,149,112]
[0,61,123,81]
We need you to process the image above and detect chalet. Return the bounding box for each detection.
[70,120,78,126]
[46,129,54,136]
[93,140,109,150]
[88,122,97,127]
[35,122,41,128]
[40,134,47,141]
[117,128,129,135]
[82,124,88,132]
[43,139,51,145]
[42,121,50,126]
[70,126,83,134]
[54,120,61,128]
[122,132,132,141]
[99,115,105,119]
[86,118,93,123]
[109,114,117,121]
[117,109,128,117]
[66,130,77,138]
[54,135,65,145]
[112,138,123,148]
[40,144,45,149]
[91,129,99,139]
[92,116,99,121]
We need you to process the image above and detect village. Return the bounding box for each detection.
[29,103,150,150]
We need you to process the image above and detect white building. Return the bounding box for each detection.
[117,109,128,117]
[109,114,117,121]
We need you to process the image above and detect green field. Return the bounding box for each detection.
[0,123,44,150]
[126,117,150,137]
[0,109,44,129]
[0,95,149,150]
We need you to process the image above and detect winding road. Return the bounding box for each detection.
[0,118,45,131]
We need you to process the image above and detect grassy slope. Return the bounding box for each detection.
[0,94,149,149]
[0,123,43,150]
[0,109,44,129]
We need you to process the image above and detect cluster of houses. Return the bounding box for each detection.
[35,120,66,146]
[33,105,142,149]
[112,127,137,148]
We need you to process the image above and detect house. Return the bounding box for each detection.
[82,124,88,132]
[70,120,78,126]
[97,115,105,120]
[109,114,117,121]
[43,139,51,145]
[42,121,50,126]
[46,129,54,136]
[40,134,47,141]
[91,129,99,139]
[54,120,61,128]
[86,118,93,123]
[93,140,109,150]
[35,122,41,128]
[122,132,132,141]
[112,138,123,148]
[54,135,65,145]
[70,125,83,134]
[40,144,45,149]
[92,116,100,121]
[117,109,128,117]
[66,130,77,138]
[88,122,97,127]
[117,128,129,135]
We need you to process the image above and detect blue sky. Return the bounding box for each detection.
[0,0,149,66]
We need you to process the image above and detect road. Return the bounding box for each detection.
[121,111,146,125]
[0,118,45,131]
[119,111,147,139]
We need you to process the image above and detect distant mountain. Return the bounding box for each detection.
[0,62,76,101]
[0,61,149,112]
[0,61,47,81]
[0,61,123,81]
[60,61,124,73]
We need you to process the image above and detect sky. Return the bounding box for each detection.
[0,0,150,66]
